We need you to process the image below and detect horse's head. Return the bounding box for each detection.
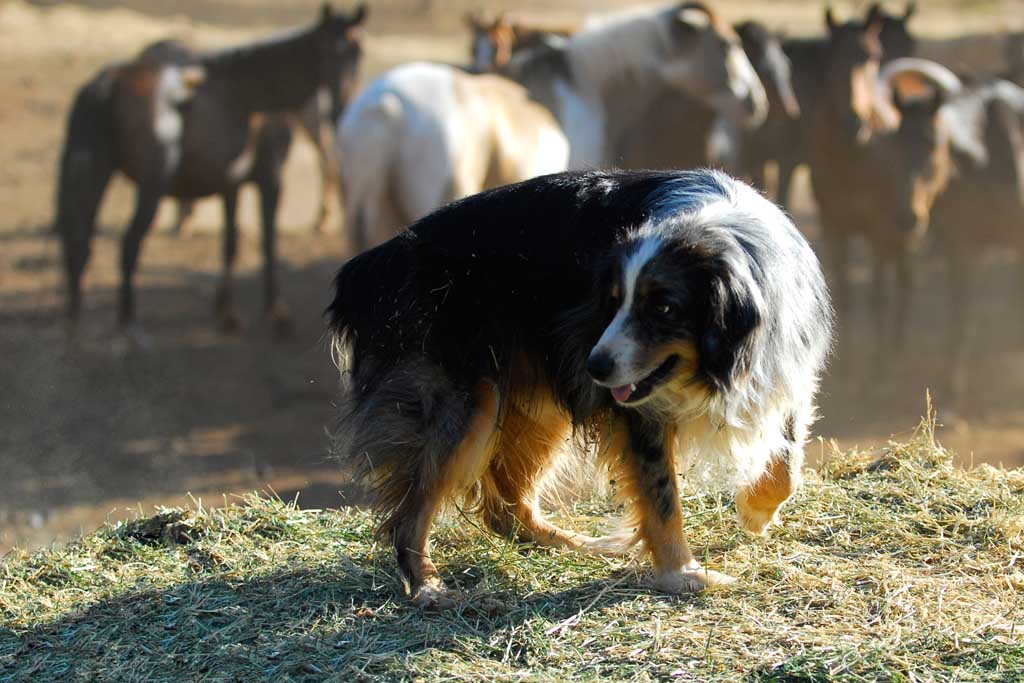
[658,2,767,129]
[872,59,962,248]
[314,3,368,122]
[465,11,515,72]
[875,1,917,61]
[734,20,800,119]
[821,4,884,141]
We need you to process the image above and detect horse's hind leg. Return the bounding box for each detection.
[170,200,195,237]
[58,144,114,332]
[253,122,292,334]
[479,395,600,550]
[61,169,112,330]
[869,244,893,383]
[775,156,799,212]
[893,247,914,354]
[118,183,162,334]
[213,188,242,332]
[299,103,338,234]
[946,249,976,410]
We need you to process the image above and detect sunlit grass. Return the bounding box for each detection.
[1,419,1022,682]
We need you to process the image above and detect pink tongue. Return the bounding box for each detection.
[611,385,633,403]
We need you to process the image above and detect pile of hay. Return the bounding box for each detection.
[2,421,1022,681]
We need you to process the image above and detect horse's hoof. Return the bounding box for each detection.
[116,323,152,351]
[218,309,244,334]
[313,211,331,234]
[653,566,736,594]
[267,302,292,337]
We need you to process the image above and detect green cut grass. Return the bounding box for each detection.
[1,420,1022,682]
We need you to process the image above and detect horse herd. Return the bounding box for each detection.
[54,2,1024,410]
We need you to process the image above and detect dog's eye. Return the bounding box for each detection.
[657,303,674,316]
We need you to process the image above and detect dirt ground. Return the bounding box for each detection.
[2,0,1024,553]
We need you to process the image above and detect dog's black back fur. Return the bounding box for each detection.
[329,170,704,422]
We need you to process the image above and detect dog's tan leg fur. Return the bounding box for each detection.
[480,392,599,549]
[392,383,499,609]
[735,451,799,535]
[609,417,734,593]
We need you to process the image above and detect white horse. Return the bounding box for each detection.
[337,62,568,252]
[504,1,768,168]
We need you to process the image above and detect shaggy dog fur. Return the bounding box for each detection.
[327,169,832,607]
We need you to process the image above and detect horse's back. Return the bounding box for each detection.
[469,72,568,181]
[136,40,197,67]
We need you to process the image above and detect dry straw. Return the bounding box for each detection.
[1,417,1021,681]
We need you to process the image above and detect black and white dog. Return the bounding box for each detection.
[327,169,832,607]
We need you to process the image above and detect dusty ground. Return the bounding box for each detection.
[2,0,1024,552]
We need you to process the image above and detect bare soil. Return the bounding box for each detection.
[2,0,1022,552]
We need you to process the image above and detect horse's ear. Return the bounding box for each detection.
[320,2,334,24]
[825,5,837,32]
[904,1,917,21]
[864,5,884,42]
[677,6,711,32]
[349,2,368,26]
[864,3,883,31]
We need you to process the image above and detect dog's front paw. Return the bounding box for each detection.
[411,581,464,610]
[653,566,736,594]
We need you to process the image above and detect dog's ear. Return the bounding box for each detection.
[700,266,762,391]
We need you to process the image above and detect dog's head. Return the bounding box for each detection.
[586,212,764,412]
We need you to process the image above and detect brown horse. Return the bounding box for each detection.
[809,8,961,389]
[463,11,574,74]
[169,66,355,237]
[55,4,366,339]
[756,2,917,209]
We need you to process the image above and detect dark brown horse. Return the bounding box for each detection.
[55,4,366,339]
[809,7,961,389]
[169,59,356,237]
[753,2,917,209]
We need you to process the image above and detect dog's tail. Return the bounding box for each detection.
[55,68,119,323]
[325,234,415,373]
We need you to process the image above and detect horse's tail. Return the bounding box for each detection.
[55,68,118,323]
[337,89,404,254]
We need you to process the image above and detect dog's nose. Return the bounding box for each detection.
[587,351,615,382]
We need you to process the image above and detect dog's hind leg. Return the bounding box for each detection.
[390,383,500,609]
[479,394,600,550]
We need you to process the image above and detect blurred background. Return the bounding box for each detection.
[3,0,1024,552]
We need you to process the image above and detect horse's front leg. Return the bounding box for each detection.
[253,123,293,335]
[118,180,164,342]
[213,187,242,332]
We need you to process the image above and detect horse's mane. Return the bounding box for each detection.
[200,20,318,67]
[561,5,679,98]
